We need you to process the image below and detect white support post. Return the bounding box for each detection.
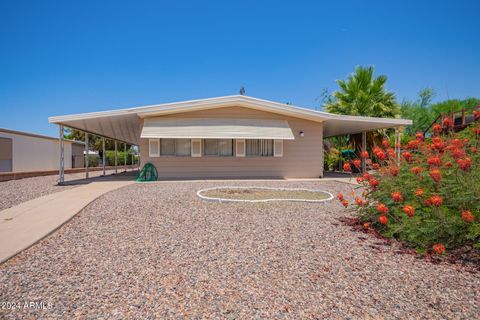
[114,141,118,174]
[85,133,89,179]
[102,138,106,176]
[361,131,366,173]
[124,143,127,172]
[59,125,65,184]
[395,128,401,164]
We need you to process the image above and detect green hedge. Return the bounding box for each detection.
[84,152,139,167]
[105,151,138,166]
[86,155,99,167]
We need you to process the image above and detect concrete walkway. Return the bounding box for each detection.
[0,178,134,264]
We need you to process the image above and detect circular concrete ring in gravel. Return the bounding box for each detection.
[197,186,334,203]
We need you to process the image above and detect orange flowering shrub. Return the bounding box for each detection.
[462,211,475,223]
[403,205,415,217]
[343,162,352,172]
[338,122,480,255]
[378,215,388,225]
[433,243,446,255]
[391,191,403,202]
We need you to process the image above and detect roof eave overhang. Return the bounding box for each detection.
[47,95,412,143]
[51,122,137,145]
[323,118,412,138]
[48,109,134,124]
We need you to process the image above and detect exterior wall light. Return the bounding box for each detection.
[299,131,305,137]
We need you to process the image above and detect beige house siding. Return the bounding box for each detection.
[139,106,324,178]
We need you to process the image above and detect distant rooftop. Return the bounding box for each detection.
[0,128,84,144]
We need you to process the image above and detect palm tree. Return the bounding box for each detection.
[324,66,400,154]
[325,66,400,118]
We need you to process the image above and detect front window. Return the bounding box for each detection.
[203,139,233,156]
[175,139,191,156]
[160,138,191,156]
[160,139,175,156]
[246,139,274,157]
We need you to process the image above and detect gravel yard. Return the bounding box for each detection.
[199,187,331,201]
[1,180,478,319]
[0,169,134,211]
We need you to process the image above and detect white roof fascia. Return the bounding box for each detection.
[48,95,411,129]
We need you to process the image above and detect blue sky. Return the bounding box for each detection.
[1,0,479,137]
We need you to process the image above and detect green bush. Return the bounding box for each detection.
[86,155,99,167]
[324,148,341,171]
[105,151,137,166]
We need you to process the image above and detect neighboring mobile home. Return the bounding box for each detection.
[0,128,84,173]
[49,95,412,179]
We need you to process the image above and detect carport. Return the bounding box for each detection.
[48,111,141,184]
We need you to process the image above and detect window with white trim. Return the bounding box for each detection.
[160,138,191,156]
[236,139,245,157]
[149,139,160,157]
[203,139,233,156]
[273,139,283,157]
[246,139,274,157]
[191,139,202,157]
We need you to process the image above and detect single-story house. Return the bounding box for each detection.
[0,128,84,173]
[48,95,412,180]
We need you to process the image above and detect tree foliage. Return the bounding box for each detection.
[325,66,400,118]
[401,89,479,135]
[64,128,131,151]
[323,66,400,155]
[400,88,436,135]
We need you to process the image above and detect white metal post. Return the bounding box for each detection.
[85,132,89,179]
[102,137,106,176]
[124,143,127,172]
[361,131,366,173]
[135,146,138,168]
[59,125,65,184]
[114,141,118,174]
[395,128,401,164]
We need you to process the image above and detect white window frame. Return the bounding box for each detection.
[149,139,160,157]
[236,139,246,157]
[191,139,202,157]
[274,139,283,157]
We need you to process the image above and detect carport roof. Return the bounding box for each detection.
[48,95,412,145]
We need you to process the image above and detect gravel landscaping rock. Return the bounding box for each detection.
[199,187,332,201]
[0,170,133,211]
[0,180,478,319]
